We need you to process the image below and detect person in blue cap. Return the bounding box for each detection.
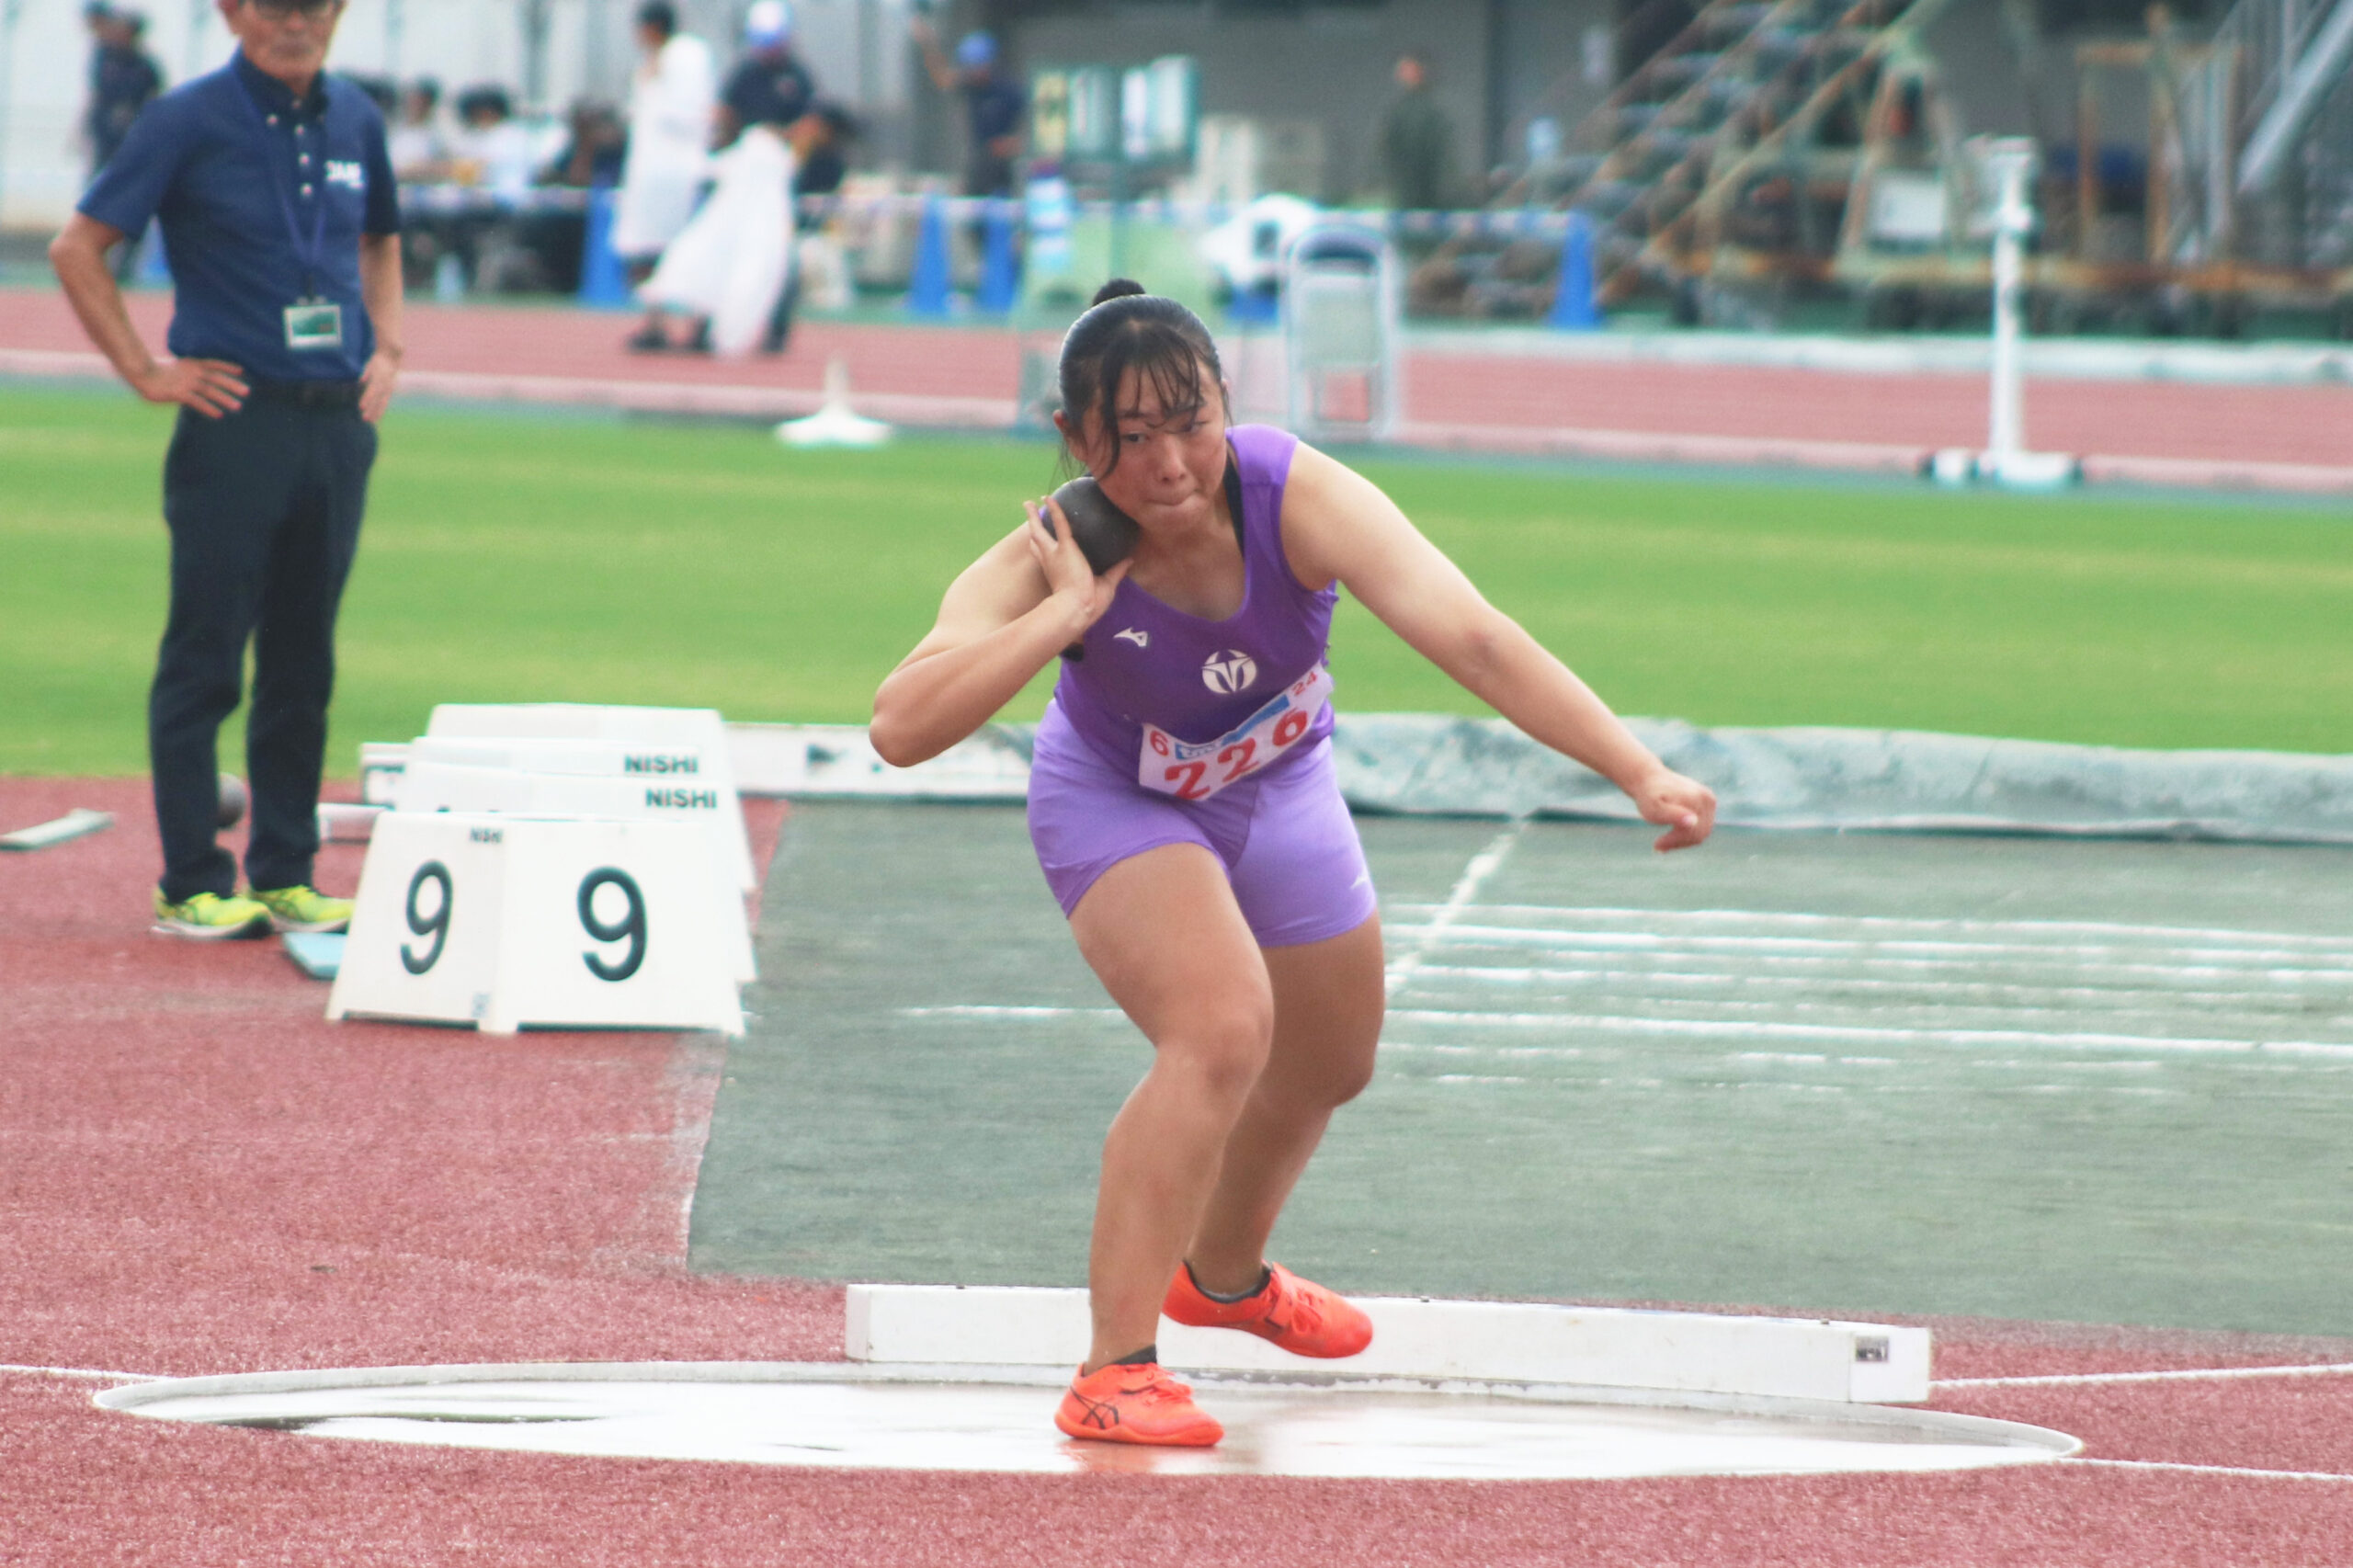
[717,0,813,150]
[911,18,1024,198]
[48,0,401,940]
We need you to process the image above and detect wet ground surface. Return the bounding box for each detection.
[702,803,2353,1335]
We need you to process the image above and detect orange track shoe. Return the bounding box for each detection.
[1054,1360,1224,1447]
[1163,1261,1374,1359]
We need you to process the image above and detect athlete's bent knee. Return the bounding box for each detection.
[1157,1004,1274,1109]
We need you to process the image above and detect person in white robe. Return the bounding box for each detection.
[611,0,714,267]
[635,111,841,358]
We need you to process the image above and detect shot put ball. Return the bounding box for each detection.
[1045,476,1142,574]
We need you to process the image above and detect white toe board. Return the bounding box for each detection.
[845,1285,1931,1404]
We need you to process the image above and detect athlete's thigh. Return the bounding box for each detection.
[1260,914,1385,1101]
[1070,842,1272,1049]
[1222,741,1377,949]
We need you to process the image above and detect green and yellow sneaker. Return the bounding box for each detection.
[249,885,355,935]
[153,888,273,940]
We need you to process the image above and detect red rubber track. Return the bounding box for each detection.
[6,776,2353,1565]
[6,287,2353,477]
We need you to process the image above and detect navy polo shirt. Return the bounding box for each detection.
[80,51,398,383]
[965,75,1025,145]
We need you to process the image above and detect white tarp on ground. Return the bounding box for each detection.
[1325,716,2353,845]
[730,718,2353,846]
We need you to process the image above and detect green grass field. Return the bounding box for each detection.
[4,381,2349,776]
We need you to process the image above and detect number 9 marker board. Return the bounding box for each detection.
[327,812,745,1036]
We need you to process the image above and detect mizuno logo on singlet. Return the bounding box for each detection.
[1115,628,1150,648]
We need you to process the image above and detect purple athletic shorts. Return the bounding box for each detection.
[1027,700,1378,948]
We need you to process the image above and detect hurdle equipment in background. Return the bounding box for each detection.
[1928,138,2082,490]
[845,1284,1932,1405]
[776,357,892,448]
[327,812,745,1036]
[1281,223,1401,445]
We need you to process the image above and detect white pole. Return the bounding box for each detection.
[1984,138,2035,468]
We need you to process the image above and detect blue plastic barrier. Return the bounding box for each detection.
[975,202,1020,312]
[1548,212,1600,331]
[906,197,953,317]
[134,226,171,288]
[576,186,632,308]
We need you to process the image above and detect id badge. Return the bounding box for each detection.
[283,301,344,351]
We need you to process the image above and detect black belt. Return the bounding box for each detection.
[246,377,362,409]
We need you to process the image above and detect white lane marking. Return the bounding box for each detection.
[0,1363,164,1382]
[1379,1010,2353,1058]
[2062,1458,2353,1483]
[1388,903,2353,953]
[1387,922,2353,971]
[1401,991,2340,1031]
[1409,949,2352,987]
[1383,824,1526,1000]
[1938,1361,2353,1389]
[902,1005,1122,1020]
[1414,963,2339,1010]
[905,1006,2353,1058]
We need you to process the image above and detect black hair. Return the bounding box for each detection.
[1056,279,1226,475]
[636,1,677,36]
[456,85,511,122]
[409,77,441,106]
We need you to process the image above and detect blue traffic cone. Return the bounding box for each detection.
[975,199,1020,312]
[906,196,953,317]
[1548,212,1601,331]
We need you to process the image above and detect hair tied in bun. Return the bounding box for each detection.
[1057,279,1226,474]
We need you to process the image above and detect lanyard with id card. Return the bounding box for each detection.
[238,84,344,353]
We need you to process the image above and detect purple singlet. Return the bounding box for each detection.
[1026,425,1378,945]
[1050,425,1337,771]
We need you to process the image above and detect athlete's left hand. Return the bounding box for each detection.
[1631,767,1716,852]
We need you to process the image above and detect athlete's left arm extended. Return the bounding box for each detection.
[1280,443,1714,851]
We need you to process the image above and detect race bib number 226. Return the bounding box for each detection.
[1138,665,1333,802]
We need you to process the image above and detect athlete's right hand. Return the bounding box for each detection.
[134,358,247,419]
[1026,496,1130,632]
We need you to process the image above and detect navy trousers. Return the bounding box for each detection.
[152,393,375,903]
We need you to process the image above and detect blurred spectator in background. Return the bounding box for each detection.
[911,21,1023,198]
[717,0,813,150]
[546,99,627,188]
[1378,50,1458,212]
[630,104,839,357]
[449,85,538,199]
[83,5,164,279]
[389,78,449,181]
[612,0,715,280]
[85,6,163,177]
[764,101,857,355]
[507,99,629,292]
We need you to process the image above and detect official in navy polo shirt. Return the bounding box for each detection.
[49,0,402,941]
